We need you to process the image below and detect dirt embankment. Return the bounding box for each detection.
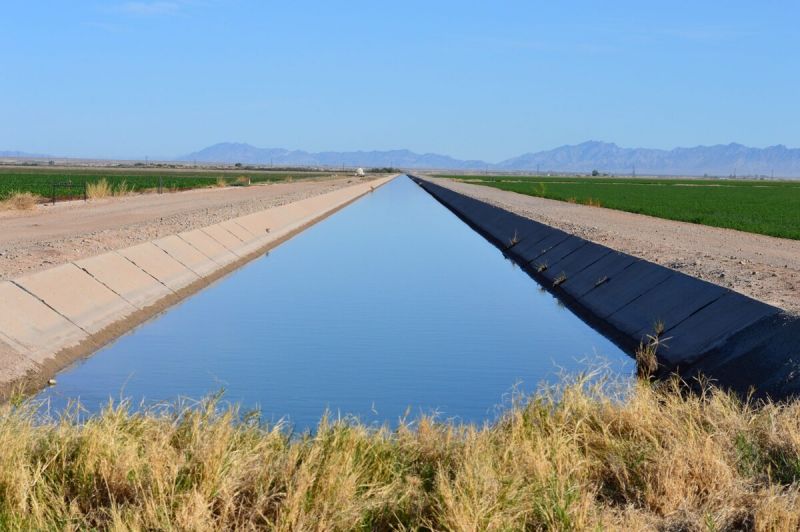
[430,177,800,314]
[0,176,374,280]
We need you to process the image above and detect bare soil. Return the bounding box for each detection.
[0,176,374,280]
[431,177,800,314]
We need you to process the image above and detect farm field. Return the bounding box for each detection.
[439,174,800,240]
[0,166,330,202]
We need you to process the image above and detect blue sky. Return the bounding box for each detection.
[1,1,798,161]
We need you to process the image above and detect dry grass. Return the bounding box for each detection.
[508,230,520,248]
[215,177,228,187]
[86,178,112,199]
[83,179,133,199]
[3,375,800,530]
[113,179,131,196]
[0,191,40,210]
[584,197,603,207]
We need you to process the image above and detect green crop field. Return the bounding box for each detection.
[0,167,329,202]
[437,174,800,240]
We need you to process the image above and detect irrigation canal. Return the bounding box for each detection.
[37,176,632,429]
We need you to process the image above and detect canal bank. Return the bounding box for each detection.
[0,176,395,397]
[410,175,800,399]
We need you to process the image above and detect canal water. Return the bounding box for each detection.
[38,176,632,429]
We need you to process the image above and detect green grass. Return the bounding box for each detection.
[0,167,330,201]
[438,174,800,240]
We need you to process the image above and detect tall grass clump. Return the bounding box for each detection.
[0,191,40,210]
[215,176,228,187]
[86,178,112,199]
[3,376,800,529]
[113,179,132,196]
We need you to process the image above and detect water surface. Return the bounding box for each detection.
[38,176,632,428]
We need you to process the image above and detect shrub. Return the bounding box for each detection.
[86,179,112,199]
[0,191,40,210]
[113,180,131,196]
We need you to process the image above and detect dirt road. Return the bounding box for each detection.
[430,177,800,314]
[0,176,374,280]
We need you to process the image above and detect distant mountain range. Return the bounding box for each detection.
[179,143,487,170]
[0,150,49,158]
[180,141,800,177]
[4,142,800,177]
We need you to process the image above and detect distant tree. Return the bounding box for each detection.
[591,169,599,176]
[235,162,242,168]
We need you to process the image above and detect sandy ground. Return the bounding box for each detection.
[0,176,375,280]
[430,177,800,314]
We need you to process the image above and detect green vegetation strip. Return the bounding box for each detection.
[439,175,800,240]
[2,376,799,529]
[0,167,329,201]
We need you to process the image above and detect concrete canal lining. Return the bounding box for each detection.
[410,175,800,399]
[0,176,394,396]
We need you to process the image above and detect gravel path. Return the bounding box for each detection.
[430,177,800,314]
[0,176,375,280]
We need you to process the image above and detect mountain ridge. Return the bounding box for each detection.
[3,142,799,177]
[180,141,800,177]
[0,150,50,159]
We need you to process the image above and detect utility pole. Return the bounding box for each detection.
[632,164,636,177]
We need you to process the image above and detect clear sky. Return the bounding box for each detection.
[2,1,798,161]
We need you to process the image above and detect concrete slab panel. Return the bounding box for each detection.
[561,252,639,300]
[0,281,88,363]
[515,231,572,264]
[232,212,270,236]
[578,261,675,320]
[220,219,256,242]
[179,230,238,266]
[201,224,246,256]
[118,242,201,292]
[75,252,173,310]
[444,195,471,214]
[233,234,277,257]
[14,263,137,335]
[606,272,728,340]
[535,238,591,282]
[282,201,316,226]
[679,314,800,397]
[482,212,537,247]
[660,293,779,366]
[153,234,219,277]
[545,242,612,284]
[0,336,38,382]
[301,190,349,213]
[250,204,308,235]
[507,226,560,257]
